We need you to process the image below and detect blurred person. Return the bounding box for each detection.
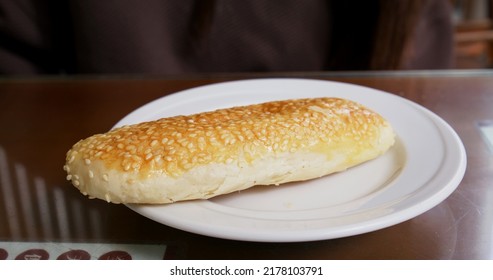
[0,0,453,75]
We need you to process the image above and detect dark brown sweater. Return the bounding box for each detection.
[0,0,453,75]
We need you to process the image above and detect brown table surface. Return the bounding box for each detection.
[0,71,492,260]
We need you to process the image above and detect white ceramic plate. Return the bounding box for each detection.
[115,78,467,242]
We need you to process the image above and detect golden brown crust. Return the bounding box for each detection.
[64,98,395,204]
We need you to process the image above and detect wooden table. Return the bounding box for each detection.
[0,71,492,259]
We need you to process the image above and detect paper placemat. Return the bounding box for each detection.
[0,241,167,260]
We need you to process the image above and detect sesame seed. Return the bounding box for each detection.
[153,155,162,163]
[123,163,131,171]
[88,170,94,178]
[103,174,109,182]
[84,158,91,165]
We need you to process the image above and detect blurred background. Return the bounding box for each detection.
[0,0,493,74]
[454,0,493,68]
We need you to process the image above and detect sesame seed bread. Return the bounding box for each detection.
[64,98,395,204]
